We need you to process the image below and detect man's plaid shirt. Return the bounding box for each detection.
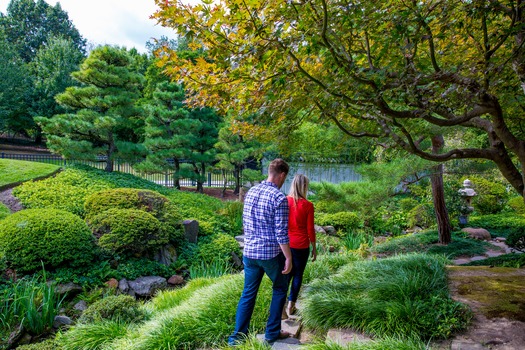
[242,181,289,260]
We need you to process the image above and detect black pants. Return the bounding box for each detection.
[288,247,310,302]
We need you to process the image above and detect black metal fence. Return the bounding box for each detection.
[1,152,236,188]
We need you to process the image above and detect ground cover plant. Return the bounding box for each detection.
[463,254,525,268]
[300,254,472,340]
[370,230,492,259]
[0,202,9,220]
[468,214,525,237]
[0,159,59,188]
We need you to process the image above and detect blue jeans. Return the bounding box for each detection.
[228,253,288,344]
[288,248,310,302]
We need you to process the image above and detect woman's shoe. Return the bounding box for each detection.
[286,301,296,316]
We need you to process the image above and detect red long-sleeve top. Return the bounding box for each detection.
[287,197,316,249]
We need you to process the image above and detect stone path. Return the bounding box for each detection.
[452,238,517,265]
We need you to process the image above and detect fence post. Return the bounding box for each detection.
[208,172,212,187]
[1,152,4,159]
[165,172,169,187]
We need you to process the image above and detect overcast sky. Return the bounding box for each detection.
[0,0,177,53]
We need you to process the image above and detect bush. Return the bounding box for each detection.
[407,203,435,228]
[78,295,148,324]
[466,176,509,215]
[89,208,168,256]
[0,202,10,220]
[220,200,244,236]
[315,211,362,232]
[85,188,184,243]
[198,234,242,263]
[507,228,525,252]
[0,209,95,272]
[507,197,525,214]
[468,214,525,236]
[16,338,62,350]
[115,258,176,280]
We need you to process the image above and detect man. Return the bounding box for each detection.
[228,158,292,345]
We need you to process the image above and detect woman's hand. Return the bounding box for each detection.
[311,246,317,262]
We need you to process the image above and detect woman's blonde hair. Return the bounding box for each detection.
[288,174,309,204]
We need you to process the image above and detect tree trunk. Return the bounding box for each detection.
[195,162,204,193]
[233,166,241,195]
[431,135,451,244]
[105,139,115,172]
[173,159,181,190]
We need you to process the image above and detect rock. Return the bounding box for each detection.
[495,237,507,242]
[128,276,167,297]
[183,220,199,243]
[314,225,326,234]
[232,251,243,268]
[54,282,83,297]
[153,244,178,266]
[53,315,73,328]
[281,318,301,338]
[167,275,185,286]
[235,235,245,243]
[118,278,131,294]
[73,300,88,312]
[255,334,301,349]
[7,323,25,349]
[323,226,337,236]
[105,278,119,289]
[470,256,487,261]
[462,227,492,241]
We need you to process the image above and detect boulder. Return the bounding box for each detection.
[54,282,83,297]
[167,275,185,286]
[128,276,167,297]
[73,300,88,312]
[462,227,492,241]
[323,226,337,236]
[105,278,119,289]
[314,225,327,234]
[118,278,134,296]
[154,244,178,266]
[183,220,199,243]
[53,315,73,328]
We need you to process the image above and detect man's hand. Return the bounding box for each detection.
[282,257,292,274]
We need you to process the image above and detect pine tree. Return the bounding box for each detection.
[37,46,144,172]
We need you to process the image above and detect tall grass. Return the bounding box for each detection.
[58,319,130,350]
[302,252,360,284]
[0,274,64,336]
[303,337,429,350]
[342,233,374,251]
[188,260,234,279]
[100,274,273,349]
[301,253,471,340]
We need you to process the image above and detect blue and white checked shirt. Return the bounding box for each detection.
[243,181,289,260]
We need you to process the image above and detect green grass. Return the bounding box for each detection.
[300,253,472,340]
[371,230,492,258]
[303,337,430,350]
[303,252,361,284]
[0,202,9,220]
[0,158,60,187]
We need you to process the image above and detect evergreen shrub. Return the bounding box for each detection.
[85,188,184,243]
[465,176,509,215]
[0,209,95,272]
[507,227,525,252]
[15,338,62,350]
[468,214,525,236]
[0,202,10,220]
[315,211,362,232]
[197,233,242,265]
[89,208,168,256]
[507,197,525,214]
[78,295,147,324]
[407,203,435,228]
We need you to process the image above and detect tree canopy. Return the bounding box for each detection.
[154,0,525,197]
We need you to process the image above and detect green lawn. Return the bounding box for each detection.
[0,159,60,187]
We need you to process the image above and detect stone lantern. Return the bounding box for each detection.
[458,179,477,225]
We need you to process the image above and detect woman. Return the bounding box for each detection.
[284,174,316,318]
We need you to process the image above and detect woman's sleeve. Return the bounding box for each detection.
[307,201,316,244]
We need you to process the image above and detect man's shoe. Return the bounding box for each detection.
[266,330,292,343]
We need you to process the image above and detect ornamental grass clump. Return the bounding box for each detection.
[304,336,428,350]
[301,253,471,340]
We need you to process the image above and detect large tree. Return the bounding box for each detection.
[0,0,86,62]
[37,45,144,172]
[30,36,84,143]
[155,0,525,243]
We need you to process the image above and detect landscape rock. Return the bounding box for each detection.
[73,300,88,312]
[105,278,119,289]
[154,244,178,266]
[128,276,167,297]
[53,315,73,328]
[232,251,243,268]
[118,278,131,295]
[183,220,199,243]
[323,226,337,236]
[462,227,492,241]
[314,225,326,234]
[167,275,185,286]
[54,282,83,297]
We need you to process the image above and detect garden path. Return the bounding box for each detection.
[0,187,23,213]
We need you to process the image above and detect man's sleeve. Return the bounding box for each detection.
[274,197,289,244]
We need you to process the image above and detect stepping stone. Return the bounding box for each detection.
[282,318,301,338]
[450,338,486,350]
[485,250,504,258]
[470,256,487,261]
[453,258,471,265]
[256,334,302,349]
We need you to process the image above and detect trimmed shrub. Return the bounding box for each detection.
[315,211,362,232]
[89,208,168,256]
[0,202,10,220]
[507,197,525,214]
[507,227,525,252]
[0,209,95,272]
[198,233,242,265]
[16,338,62,350]
[469,214,525,236]
[78,295,147,324]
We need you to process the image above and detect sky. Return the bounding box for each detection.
[0,0,177,53]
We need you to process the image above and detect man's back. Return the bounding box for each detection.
[243,181,289,260]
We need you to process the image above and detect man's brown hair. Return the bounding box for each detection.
[268,158,289,176]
